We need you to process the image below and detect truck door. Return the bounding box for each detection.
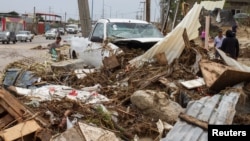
[90,23,104,43]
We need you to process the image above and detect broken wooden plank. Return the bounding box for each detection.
[51,59,86,72]
[180,77,205,89]
[199,59,232,87]
[0,120,41,141]
[155,52,168,65]
[179,112,208,130]
[199,59,250,92]
[210,69,250,92]
[139,70,172,89]
[103,55,120,70]
[0,114,14,129]
[74,69,95,79]
[0,99,23,123]
[0,89,48,127]
[0,106,5,114]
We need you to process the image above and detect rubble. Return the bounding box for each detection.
[131,90,184,124]
[162,88,242,141]
[50,122,120,141]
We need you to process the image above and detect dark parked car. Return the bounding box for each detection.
[0,31,17,44]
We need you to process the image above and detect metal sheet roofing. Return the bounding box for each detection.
[162,91,240,141]
[129,3,202,66]
[217,48,250,72]
[129,0,226,67]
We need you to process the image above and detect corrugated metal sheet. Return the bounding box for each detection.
[130,3,201,66]
[200,0,225,11]
[162,91,240,141]
[129,0,225,67]
[217,48,250,72]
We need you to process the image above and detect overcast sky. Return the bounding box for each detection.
[1,0,161,22]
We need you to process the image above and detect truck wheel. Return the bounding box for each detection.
[30,39,32,42]
[72,51,77,59]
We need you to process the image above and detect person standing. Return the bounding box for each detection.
[220,30,239,60]
[232,23,238,37]
[200,28,205,47]
[214,29,225,59]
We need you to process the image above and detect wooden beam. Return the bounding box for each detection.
[0,89,48,127]
[0,114,14,129]
[205,16,210,50]
[0,99,23,122]
[179,112,208,130]
[0,120,41,141]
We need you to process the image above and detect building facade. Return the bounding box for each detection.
[224,0,250,14]
[0,11,25,32]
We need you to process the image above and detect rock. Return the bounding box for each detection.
[131,90,183,123]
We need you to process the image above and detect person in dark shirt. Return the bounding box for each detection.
[220,30,239,60]
[232,24,237,37]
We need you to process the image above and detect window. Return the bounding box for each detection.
[91,23,104,42]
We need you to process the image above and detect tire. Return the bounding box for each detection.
[72,51,77,59]
[13,41,16,44]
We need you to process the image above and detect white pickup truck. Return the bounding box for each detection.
[16,30,34,42]
[70,18,163,68]
[66,24,78,34]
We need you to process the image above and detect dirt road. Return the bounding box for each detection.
[0,35,54,79]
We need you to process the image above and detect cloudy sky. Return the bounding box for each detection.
[1,0,161,22]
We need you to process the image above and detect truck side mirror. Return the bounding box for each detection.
[90,36,103,43]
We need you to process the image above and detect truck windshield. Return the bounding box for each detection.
[107,22,163,39]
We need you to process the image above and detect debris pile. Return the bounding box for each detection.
[1,37,250,140]
[1,1,250,141]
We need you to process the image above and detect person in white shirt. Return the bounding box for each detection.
[214,29,225,59]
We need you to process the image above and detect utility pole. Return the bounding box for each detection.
[49,6,51,21]
[145,0,150,22]
[78,0,91,37]
[102,0,104,18]
[33,7,36,23]
[33,6,37,34]
[92,0,94,21]
[161,0,171,34]
[65,12,67,23]
[140,1,146,20]
[172,0,180,30]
